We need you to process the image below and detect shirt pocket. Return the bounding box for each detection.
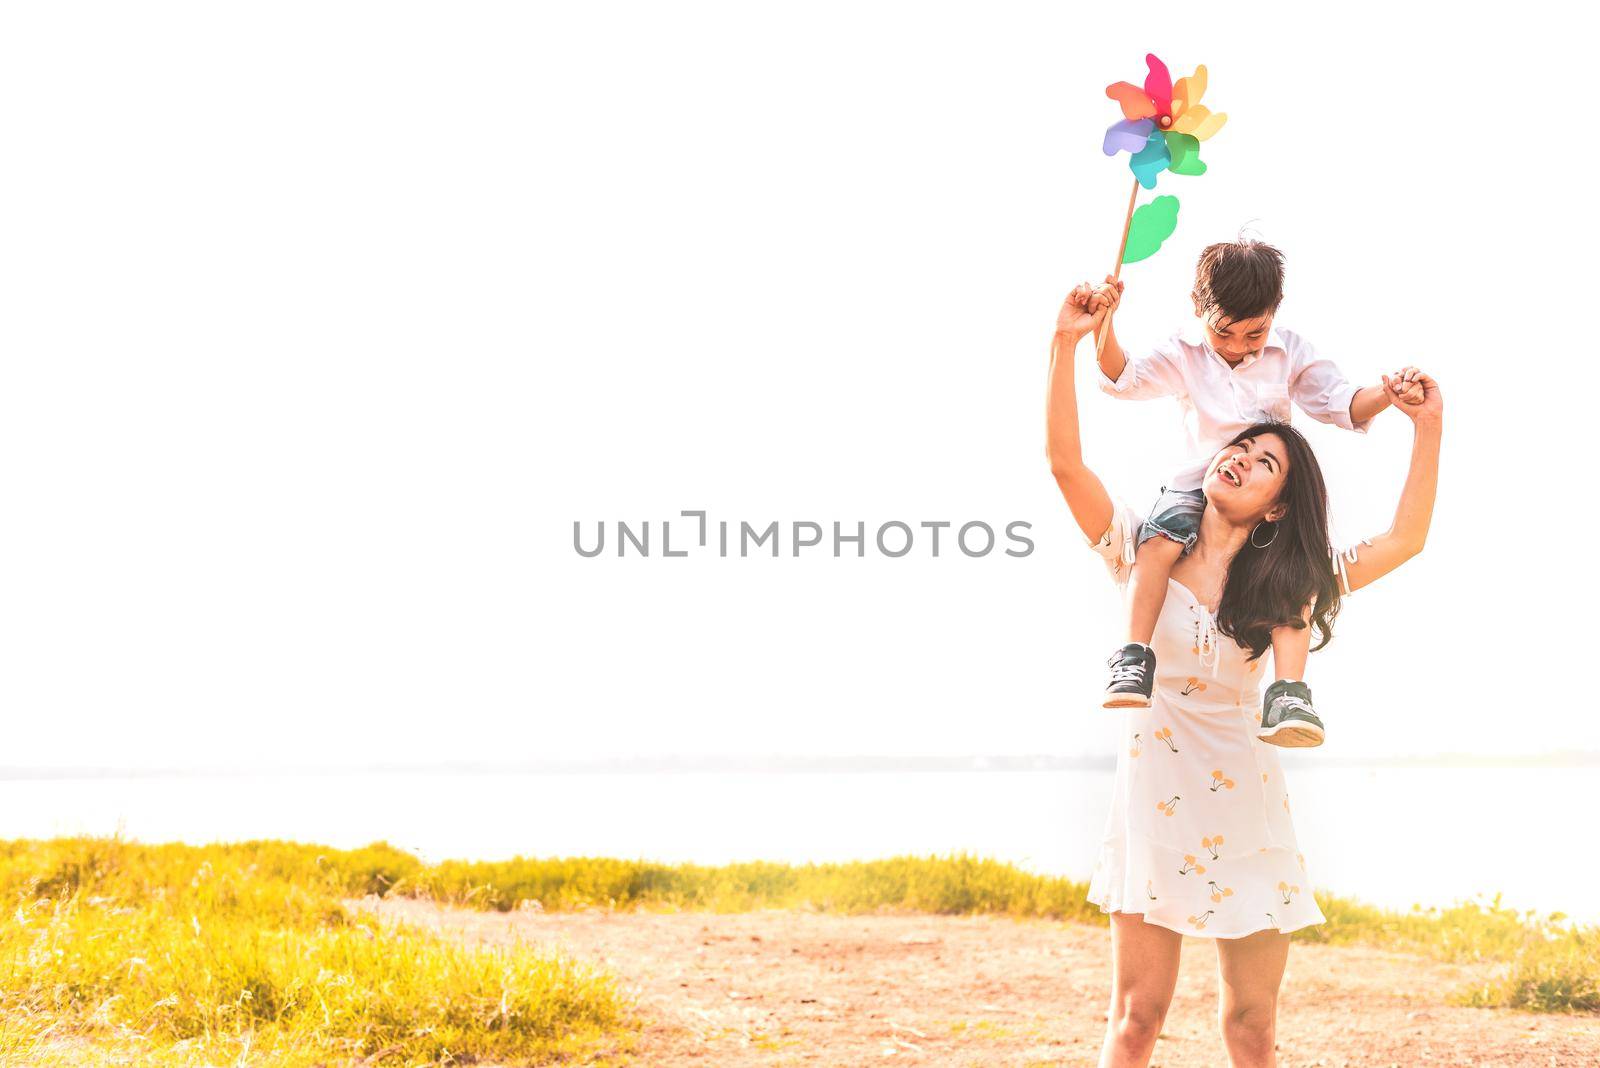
[1254,383,1292,423]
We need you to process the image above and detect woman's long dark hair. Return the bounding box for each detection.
[1214,422,1341,661]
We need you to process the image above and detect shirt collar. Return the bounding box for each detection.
[1180,320,1288,362]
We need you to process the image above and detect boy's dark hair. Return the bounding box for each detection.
[1192,239,1285,326]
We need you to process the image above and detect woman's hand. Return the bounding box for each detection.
[1385,366,1426,406]
[1056,276,1126,339]
[1056,276,1125,338]
[1056,284,1100,339]
[1088,275,1124,316]
[1382,370,1442,425]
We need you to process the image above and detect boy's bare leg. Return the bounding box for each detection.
[1268,605,1312,683]
[1260,604,1323,747]
[1105,536,1184,708]
[1126,535,1185,643]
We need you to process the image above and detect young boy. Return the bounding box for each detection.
[1081,238,1422,747]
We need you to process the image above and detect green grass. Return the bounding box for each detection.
[2,837,1592,1068]
[0,837,636,1066]
[1303,891,1599,1013]
[403,852,1107,921]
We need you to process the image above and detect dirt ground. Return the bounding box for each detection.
[352,898,1600,1067]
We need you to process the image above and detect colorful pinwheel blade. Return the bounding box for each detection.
[1129,130,1170,189]
[1123,195,1180,264]
[1164,132,1207,176]
[1169,104,1207,136]
[1143,54,1173,118]
[1193,110,1227,141]
[1105,80,1157,121]
[1172,105,1227,141]
[1171,65,1208,121]
[1104,118,1156,156]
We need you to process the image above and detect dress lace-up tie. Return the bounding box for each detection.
[1193,601,1221,678]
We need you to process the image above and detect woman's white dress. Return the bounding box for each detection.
[1084,503,1333,938]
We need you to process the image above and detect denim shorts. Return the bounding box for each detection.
[1137,487,1207,555]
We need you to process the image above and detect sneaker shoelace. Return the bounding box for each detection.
[1269,695,1313,723]
[1109,660,1147,685]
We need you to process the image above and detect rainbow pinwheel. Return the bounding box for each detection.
[1090,55,1228,358]
[1103,54,1227,191]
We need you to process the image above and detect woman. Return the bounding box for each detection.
[1047,290,1443,1068]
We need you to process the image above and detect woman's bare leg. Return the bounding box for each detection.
[1097,913,1183,1068]
[1214,929,1290,1067]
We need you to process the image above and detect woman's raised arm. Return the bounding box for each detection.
[1340,373,1444,593]
[1047,290,1116,544]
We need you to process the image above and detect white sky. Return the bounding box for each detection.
[1,2,1592,769]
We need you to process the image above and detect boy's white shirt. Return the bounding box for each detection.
[1098,322,1371,492]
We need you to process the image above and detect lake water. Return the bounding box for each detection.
[3,766,1594,923]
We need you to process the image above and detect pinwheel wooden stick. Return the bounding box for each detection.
[1094,177,1143,360]
[1092,54,1227,361]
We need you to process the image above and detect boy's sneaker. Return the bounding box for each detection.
[1104,643,1156,708]
[1258,680,1325,747]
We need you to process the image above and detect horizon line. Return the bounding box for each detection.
[3,750,1597,781]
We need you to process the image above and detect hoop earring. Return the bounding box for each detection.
[1250,521,1278,549]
